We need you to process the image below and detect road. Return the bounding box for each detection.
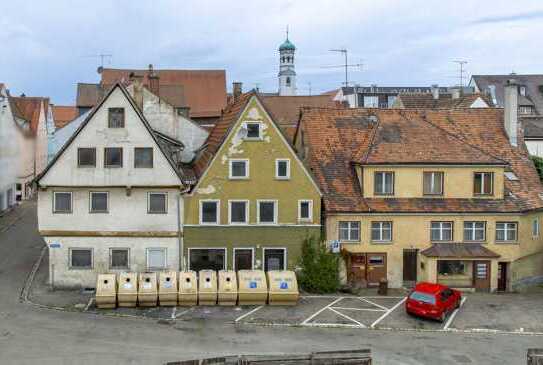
[0,202,541,364]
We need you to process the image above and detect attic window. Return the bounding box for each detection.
[244,122,262,140]
[108,108,125,128]
[504,171,519,181]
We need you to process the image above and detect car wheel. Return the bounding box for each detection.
[439,311,446,323]
[455,299,461,309]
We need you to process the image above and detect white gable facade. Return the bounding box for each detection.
[37,85,185,288]
[0,85,18,212]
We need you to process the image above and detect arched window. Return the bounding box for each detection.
[286,77,291,86]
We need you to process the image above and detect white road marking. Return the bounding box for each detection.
[331,306,386,312]
[171,307,177,319]
[234,305,264,323]
[327,307,366,328]
[84,297,94,312]
[370,297,407,328]
[443,296,467,330]
[358,297,390,311]
[174,307,193,318]
[301,297,343,325]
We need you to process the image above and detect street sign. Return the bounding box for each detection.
[49,242,61,249]
[330,240,341,253]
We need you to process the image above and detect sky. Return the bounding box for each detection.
[1,0,543,105]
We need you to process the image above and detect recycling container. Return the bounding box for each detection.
[158,271,178,306]
[178,271,198,306]
[218,270,238,306]
[198,270,218,305]
[237,270,268,305]
[138,272,158,307]
[117,272,138,307]
[95,274,117,309]
[267,270,299,305]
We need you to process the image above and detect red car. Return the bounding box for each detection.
[405,282,462,322]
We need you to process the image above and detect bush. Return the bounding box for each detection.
[530,155,543,181]
[297,235,340,293]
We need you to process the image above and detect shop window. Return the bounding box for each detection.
[189,248,225,271]
[438,260,466,275]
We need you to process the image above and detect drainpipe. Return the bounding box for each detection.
[178,186,190,271]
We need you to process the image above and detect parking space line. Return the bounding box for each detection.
[234,305,263,323]
[174,307,193,318]
[332,306,386,312]
[358,297,389,311]
[327,307,366,328]
[301,297,343,325]
[443,296,467,330]
[84,297,94,312]
[370,297,407,328]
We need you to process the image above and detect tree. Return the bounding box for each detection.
[298,235,340,293]
[530,155,543,181]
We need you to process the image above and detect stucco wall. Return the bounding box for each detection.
[0,86,18,210]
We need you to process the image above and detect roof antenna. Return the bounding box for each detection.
[286,25,289,40]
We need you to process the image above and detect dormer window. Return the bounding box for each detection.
[244,122,262,140]
[374,171,394,195]
[108,108,125,128]
[474,172,493,196]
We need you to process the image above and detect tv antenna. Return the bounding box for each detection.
[453,60,468,88]
[307,81,312,96]
[321,49,363,87]
[85,53,113,68]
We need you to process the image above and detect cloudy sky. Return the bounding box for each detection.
[1,0,543,105]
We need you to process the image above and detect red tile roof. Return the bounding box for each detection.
[52,105,78,129]
[395,93,493,109]
[9,97,47,134]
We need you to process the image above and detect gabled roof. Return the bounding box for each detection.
[394,93,493,109]
[8,96,48,134]
[36,83,188,186]
[99,68,226,118]
[299,107,543,213]
[52,105,78,129]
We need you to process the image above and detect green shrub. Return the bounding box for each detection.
[530,155,543,181]
[297,235,340,293]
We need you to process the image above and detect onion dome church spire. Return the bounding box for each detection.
[278,26,296,96]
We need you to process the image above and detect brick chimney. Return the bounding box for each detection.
[129,72,144,111]
[233,82,242,102]
[148,64,160,97]
[431,84,439,100]
[504,79,519,146]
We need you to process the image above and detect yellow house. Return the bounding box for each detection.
[295,101,543,292]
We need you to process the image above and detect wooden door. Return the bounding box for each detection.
[497,262,508,292]
[234,249,253,270]
[403,249,418,284]
[349,254,367,287]
[473,260,491,292]
[366,254,387,287]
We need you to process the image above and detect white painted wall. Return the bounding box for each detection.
[526,140,543,157]
[35,101,49,176]
[0,85,18,211]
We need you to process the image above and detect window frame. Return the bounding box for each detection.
[77,147,96,168]
[338,221,361,242]
[199,199,220,225]
[104,147,123,168]
[473,172,494,196]
[109,248,130,270]
[108,107,125,128]
[463,221,486,242]
[244,121,263,140]
[496,222,518,243]
[430,221,454,242]
[53,191,73,214]
[134,147,154,168]
[147,192,168,214]
[275,159,291,180]
[228,199,249,225]
[371,221,393,243]
[298,199,313,222]
[262,247,287,271]
[69,248,93,270]
[374,171,394,196]
[533,218,540,238]
[229,159,249,180]
[423,171,444,196]
[146,247,167,270]
[233,247,255,271]
[89,191,109,214]
[256,199,278,225]
[188,247,227,271]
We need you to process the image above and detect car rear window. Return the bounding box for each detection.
[409,291,436,305]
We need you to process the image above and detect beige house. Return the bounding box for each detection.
[296,81,543,292]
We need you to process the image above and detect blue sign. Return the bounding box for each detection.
[280,282,288,289]
[330,240,340,253]
[249,281,257,289]
[49,242,61,249]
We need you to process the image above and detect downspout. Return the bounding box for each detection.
[178,185,190,271]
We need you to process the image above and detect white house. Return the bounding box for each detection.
[0,84,18,212]
[36,84,190,288]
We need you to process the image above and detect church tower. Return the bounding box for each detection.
[278,28,296,96]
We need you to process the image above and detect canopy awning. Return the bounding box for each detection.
[421,243,500,259]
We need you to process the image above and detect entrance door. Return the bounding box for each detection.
[473,260,491,292]
[497,262,508,292]
[403,249,418,286]
[234,248,253,270]
[349,254,367,287]
[366,254,387,287]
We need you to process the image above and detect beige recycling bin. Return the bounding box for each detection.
[117,272,138,307]
[198,270,218,305]
[178,271,198,306]
[95,274,117,309]
[237,270,268,305]
[218,270,238,306]
[158,271,178,306]
[138,272,158,307]
[267,270,299,305]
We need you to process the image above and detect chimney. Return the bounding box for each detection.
[431,84,439,100]
[504,79,519,146]
[451,87,461,99]
[129,72,144,111]
[232,82,242,102]
[148,64,160,97]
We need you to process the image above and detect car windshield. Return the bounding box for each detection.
[409,291,436,305]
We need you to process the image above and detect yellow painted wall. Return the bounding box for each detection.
[360,165,505,199]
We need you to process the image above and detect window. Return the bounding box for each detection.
[275,159,290,179]
[77,148,96,167]
[234,248,254,270]
[374,171,394,195]
[147,248,167,270]
[257,200,277,224]
[104,147,123,168]
[519,106,534,115]
[423,172,443,195]
[298,200,313,221]
[286,77,291,87]
[110,248,129,269]
[189,248,226,271]
[463,221,485,241]
[90,192,108,213]
[339,221,360,241]
[53,192,72,213]
[387,95,397,107]
[148,192,167,214]
[496,222,518,242]
[533,218,540,238]
[69,248,92,269]
[363,96,379,108]
[431,221,453,241]
[263,248,286,271]
[371,221,392,242]
[229,159,249,179]
[16,183,22,191]
[474,172,493,195]
[200,200,219,224]
[229,200,248,224]
[108,108,125,128]
[438,260,466,275]
[245,122,261,139]
[134,147,153,168]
